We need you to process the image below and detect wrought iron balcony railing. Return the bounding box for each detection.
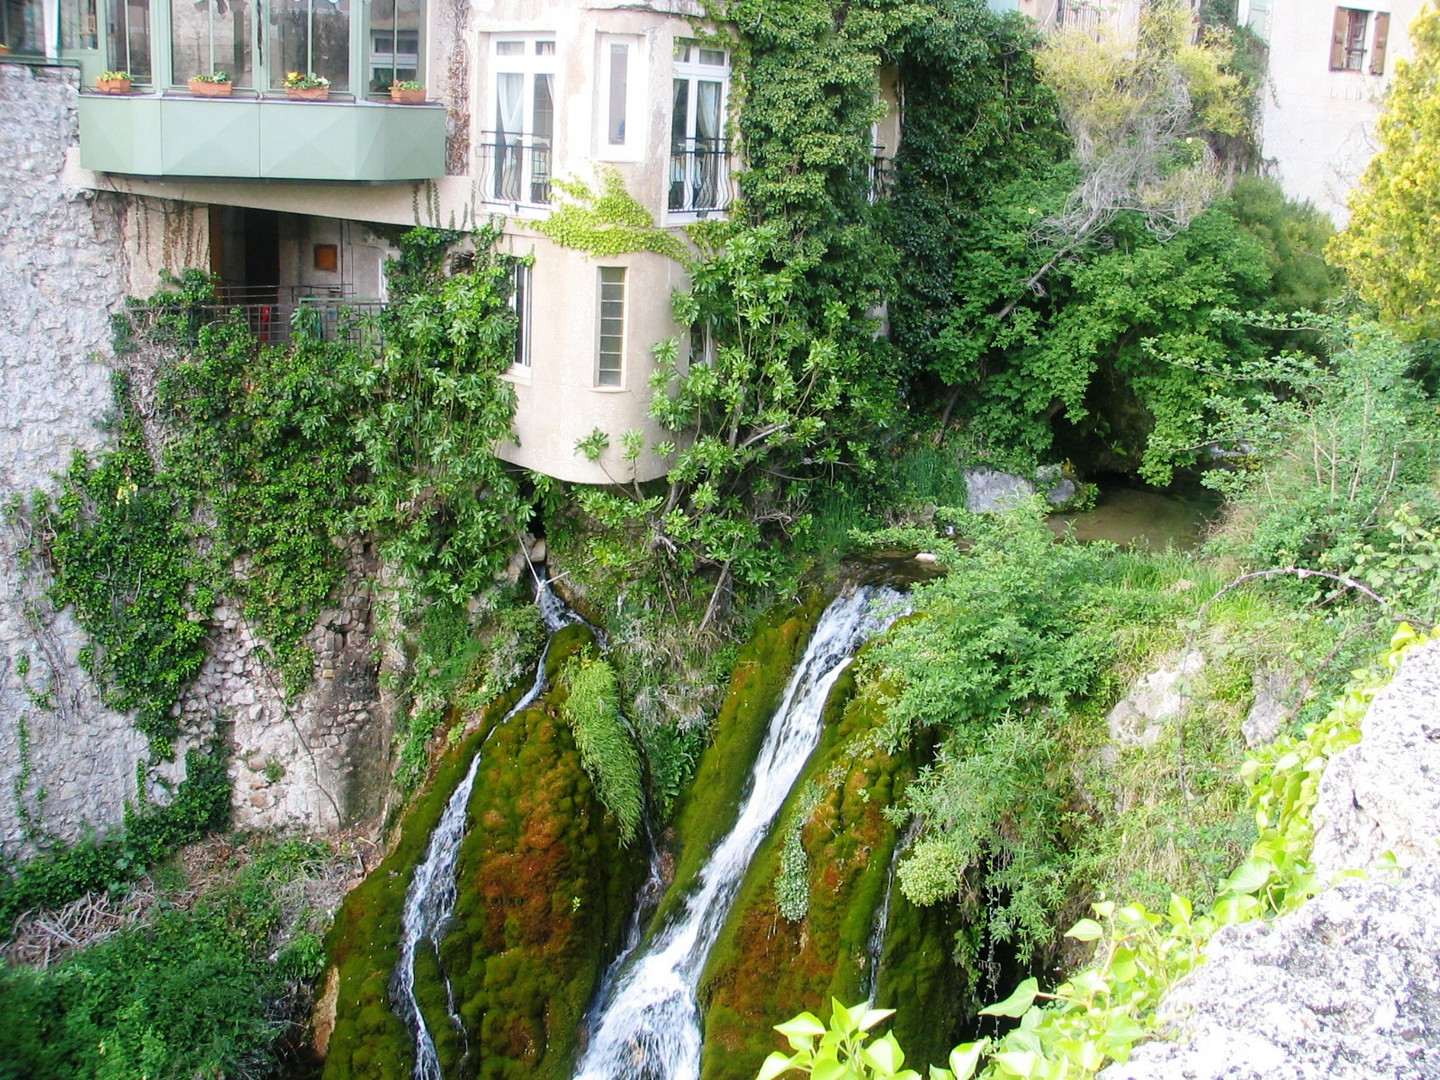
[477,131,553,207]
[668,138,731,215]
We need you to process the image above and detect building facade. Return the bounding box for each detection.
[1240,0,1423,223]
[9,0,906,485]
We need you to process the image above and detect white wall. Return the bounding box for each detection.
[1250,0,1424,223]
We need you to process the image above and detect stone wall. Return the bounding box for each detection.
[0,64,393,859]
[0,63,153,858]
[187,544,392,836]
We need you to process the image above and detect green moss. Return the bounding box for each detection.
[661,592,826,928]
[439,692,646,1080]
[696,666,965,1080]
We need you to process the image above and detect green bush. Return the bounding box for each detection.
[0,748,231,932]
[0,839,327,1080]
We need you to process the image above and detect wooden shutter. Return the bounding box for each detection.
[1331,6,1350,69]
[1371,11,1391,74]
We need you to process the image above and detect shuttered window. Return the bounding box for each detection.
[1330,7,1371,71]
[1371,11,1391,74]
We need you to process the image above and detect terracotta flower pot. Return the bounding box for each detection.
[286,85,329,101]
[95,76,133,94]
[189,78,233,97]
[389,87,426,104]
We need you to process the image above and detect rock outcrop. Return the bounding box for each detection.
[1100,641,1440,1080]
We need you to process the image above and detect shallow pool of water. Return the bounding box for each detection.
[1047,480,1219,551]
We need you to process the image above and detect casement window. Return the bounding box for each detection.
[484,35,555,206]
[597,33,643,160]
[268,0,352,91]
[511,260,533,369]
[105,0,150,80]
[1330,7,1390,74]
[368,0,422,92]
[596,267,626,387]
[670,40,730,215]
[170,0,255,85]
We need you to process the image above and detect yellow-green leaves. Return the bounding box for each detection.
[1330,3,1440,338]
[759,1001,916,1080]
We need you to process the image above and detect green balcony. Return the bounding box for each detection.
[78,94,446,181]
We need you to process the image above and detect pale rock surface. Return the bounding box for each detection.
[1310,641,1440,880]
[1099,640,1440,1080]
[1102,650,1204,761]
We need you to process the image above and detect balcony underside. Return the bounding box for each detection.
[78,95,446,181]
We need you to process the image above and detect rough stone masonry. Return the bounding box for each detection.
[0,65,391,858]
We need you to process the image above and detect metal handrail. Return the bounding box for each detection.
[476,130,553,206]
[668,137,731,214]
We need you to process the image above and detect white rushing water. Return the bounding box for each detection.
[392,580,580,1080]
[573,586,904,1080]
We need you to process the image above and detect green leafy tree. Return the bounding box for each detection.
[1329,1,1440,339]
[579,224,896,628]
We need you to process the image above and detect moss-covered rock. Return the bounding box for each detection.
[657,592,826,928]
[438,696,645,1080]
[697,672,966,1080]
[320,624,644,1080]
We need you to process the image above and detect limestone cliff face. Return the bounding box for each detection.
[1100,641,1440,1080]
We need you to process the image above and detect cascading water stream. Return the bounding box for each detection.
[391,578,582,1080]
[863,819,921,1007]
[573,586,905,1080]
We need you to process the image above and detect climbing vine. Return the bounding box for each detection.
[536,170,691,261]
[30,372,209,754]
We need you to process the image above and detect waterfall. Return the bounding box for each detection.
[863,819,919,1007]
[391,579,578,1080]
[572,586,904,1080]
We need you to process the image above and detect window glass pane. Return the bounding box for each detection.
[511,262,531,367]
[698,47,726,65]
[269,0,349,90]
[368,0,419,90]
[106,0,150,77]
[607,42,628,145]
[534,39,552,55]
[495,38,522,55]
[531,73,553,201]
[62,0,99,50]
[1,0,43,53]
[597,268,625,386]
[173,0,253,86]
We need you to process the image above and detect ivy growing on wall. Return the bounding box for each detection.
[31,373,210,754]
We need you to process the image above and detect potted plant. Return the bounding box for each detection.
[95,70,133,94]
[189,71,232,97]
[284,71,330,100]
[389,79,426,104]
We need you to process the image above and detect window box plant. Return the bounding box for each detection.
[188,71,232,97]
[95,70,133,93]
[389,79,426,104]
[284,71,330,100]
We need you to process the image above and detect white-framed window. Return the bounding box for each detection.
[688,320,715,369]
[670,40,730,216]
[596,267,626,387]
[510,260,533,368]
[597,33,643,161]
[483,34,555,207]
[1329,7,1390,74]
